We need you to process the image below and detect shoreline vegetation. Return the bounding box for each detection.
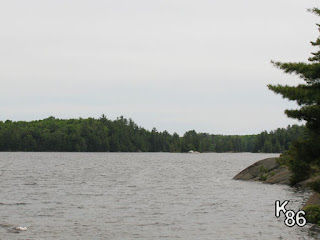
[0,115,305,153]
[234,157,320,228]
[242,7,320,227]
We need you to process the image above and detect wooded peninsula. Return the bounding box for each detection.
[0,115,305,153]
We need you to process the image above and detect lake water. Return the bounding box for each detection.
[0,152,317,239]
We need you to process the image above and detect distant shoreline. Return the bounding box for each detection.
[0,117,304,153]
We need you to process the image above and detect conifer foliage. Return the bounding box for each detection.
[268,8,320,184]
[0,116,304,153]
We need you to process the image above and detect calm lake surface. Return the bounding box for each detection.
[0,152,317,239]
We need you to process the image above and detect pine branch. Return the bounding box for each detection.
[308,8,320,16]
[268,84,320,105]
[271,61,320,84]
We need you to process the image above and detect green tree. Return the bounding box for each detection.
[268,8,320,184]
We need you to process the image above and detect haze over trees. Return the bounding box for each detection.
[0,115,304,153]
[268,8,320,185]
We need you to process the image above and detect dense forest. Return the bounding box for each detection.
[0,115,305,153]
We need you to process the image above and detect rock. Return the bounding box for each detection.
[233,157,279,181]
[264,166,292,185]
[302,192,320,209]
[234,157,320,231]
[14,226,27,231]
[188,150,200,153]
[309,224,320,235]
[296,176,320,188]
[0,223,28,233]
[233,157,292,184]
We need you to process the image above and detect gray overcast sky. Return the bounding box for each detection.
[0,0,319,135]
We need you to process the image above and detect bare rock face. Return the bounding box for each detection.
[302,192,320,209]
[264,167,292,185]
[233,157,291,184]
[296,176,320,188]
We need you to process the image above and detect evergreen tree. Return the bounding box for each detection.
[0,116,305,153]
[268,8,320,184]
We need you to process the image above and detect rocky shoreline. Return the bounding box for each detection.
[233,157,292,185]
[233,157,320,230]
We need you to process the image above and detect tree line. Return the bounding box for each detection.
[0,115,305,153]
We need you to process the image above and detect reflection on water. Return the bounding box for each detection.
[0,152,317,239]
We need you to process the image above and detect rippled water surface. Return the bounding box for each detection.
[0,152,317,239]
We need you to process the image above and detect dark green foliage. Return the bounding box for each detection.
[252,125,305,153]
[268,8,320,186]
[0,116,305,153]
[259,166,268,181]
[304,205,320,225]
[308,179,320,193]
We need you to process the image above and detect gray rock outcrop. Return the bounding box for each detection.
[233,157,291,184]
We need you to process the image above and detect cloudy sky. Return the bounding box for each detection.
[0,0,319,135]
